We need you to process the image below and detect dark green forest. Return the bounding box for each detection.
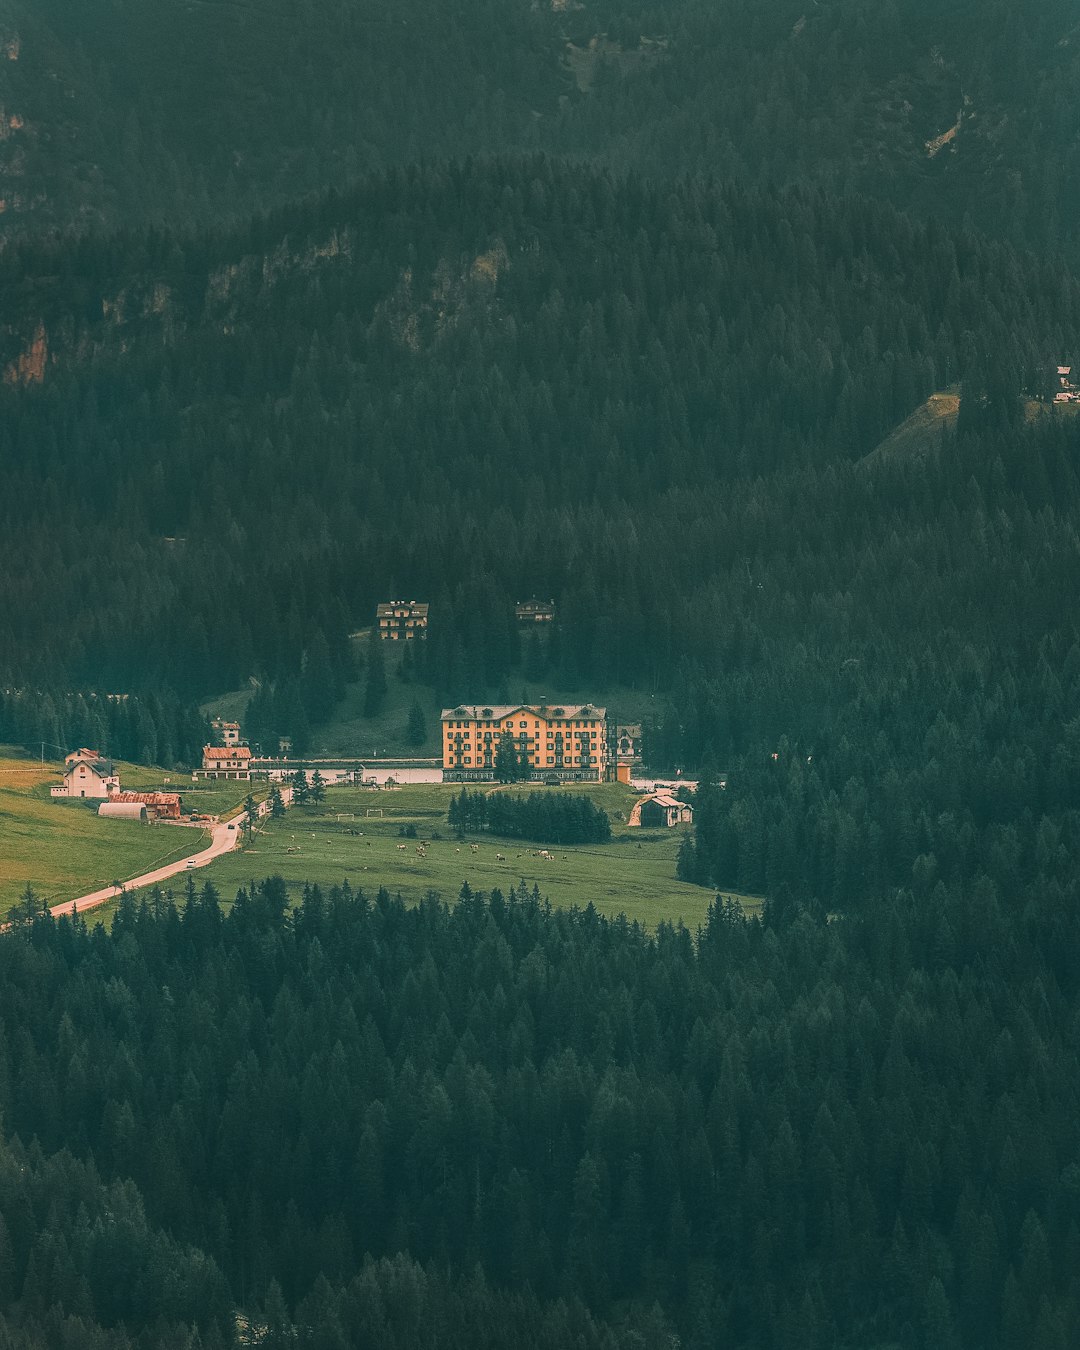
[0,879,1078,1348]
[3,0,1079,251]
[2,161,1078,711]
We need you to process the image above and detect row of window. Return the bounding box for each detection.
[444,719,600,730]
[447,736,598,745]
[448,756,596,766]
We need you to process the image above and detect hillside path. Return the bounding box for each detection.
[49,788,292,918]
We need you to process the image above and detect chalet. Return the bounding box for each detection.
[515,599,556,625]
[51,749,119,800]
[442,703,608,782]
[112,791,182,819]
[377,600,429,640]
[638,792,694,828]
[196,745,252,780]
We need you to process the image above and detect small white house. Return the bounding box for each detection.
[51,750,119,800]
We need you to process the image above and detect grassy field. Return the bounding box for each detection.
[197,781,760,931]
[202,667,665,760]
[1,753,756,932]
[0,751,214,913]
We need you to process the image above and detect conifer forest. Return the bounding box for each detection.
[1,0,1080,1346]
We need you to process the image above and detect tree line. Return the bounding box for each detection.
[449,788,612,845]
[0,688,208,767]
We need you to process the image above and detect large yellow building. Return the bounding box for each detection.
[441,703,608,782]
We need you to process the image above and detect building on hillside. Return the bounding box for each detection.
[441,703,607,782]
[1055,365,1080,404]
[113,791,182,819]
[607,722,642,783]
[515,598,556,625]
[195,746,252,780]
[638,792,694,828]
[51,749,119,799]
[211,718,242,747]
[376,600,429,640]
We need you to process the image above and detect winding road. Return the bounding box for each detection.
[49,789,291,919]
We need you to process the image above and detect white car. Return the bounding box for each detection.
[186,858,197,868]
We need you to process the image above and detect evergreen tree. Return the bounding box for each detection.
[291,767,310,805]
[406,698,427,747]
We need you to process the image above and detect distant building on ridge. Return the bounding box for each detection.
[377,600,429,640]
[515,598,556,625]
[1054,365,1080,404]
[211,718,242,747]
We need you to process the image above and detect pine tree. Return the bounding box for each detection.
[406,698,427,747]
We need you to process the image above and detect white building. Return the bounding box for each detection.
[195,746,253,780]
[51,749,119,800]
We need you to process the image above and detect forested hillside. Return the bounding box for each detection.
[2,0,1078,249]
[0,879,1077,1348]
[2,160,1077,716]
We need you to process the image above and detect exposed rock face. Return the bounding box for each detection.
[4,321,47,385]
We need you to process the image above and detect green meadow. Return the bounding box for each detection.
[0,752,212,913]
[199,781,758,931]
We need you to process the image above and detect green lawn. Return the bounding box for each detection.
[0,751,213,913]
[195,782,759,931]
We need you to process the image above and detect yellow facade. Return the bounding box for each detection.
[441,703,607,782]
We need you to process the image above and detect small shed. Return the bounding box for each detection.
[114,791,182,819]
[98,801,148,822]
[639,792,694,828]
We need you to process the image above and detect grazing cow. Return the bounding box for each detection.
[396,843,407,851]
[496,853,505,862]
[470,844,479,853]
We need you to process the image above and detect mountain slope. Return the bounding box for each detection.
[1,160,1078,707]
[1,0,1078,251]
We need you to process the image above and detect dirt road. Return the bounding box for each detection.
[49,789,291,918]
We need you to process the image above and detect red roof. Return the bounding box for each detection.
[115,792,181,806]
[203,746,252,760]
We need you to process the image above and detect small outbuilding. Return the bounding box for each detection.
[638,792,694,828]
[98,801,148,822]
[113,791,182,819]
